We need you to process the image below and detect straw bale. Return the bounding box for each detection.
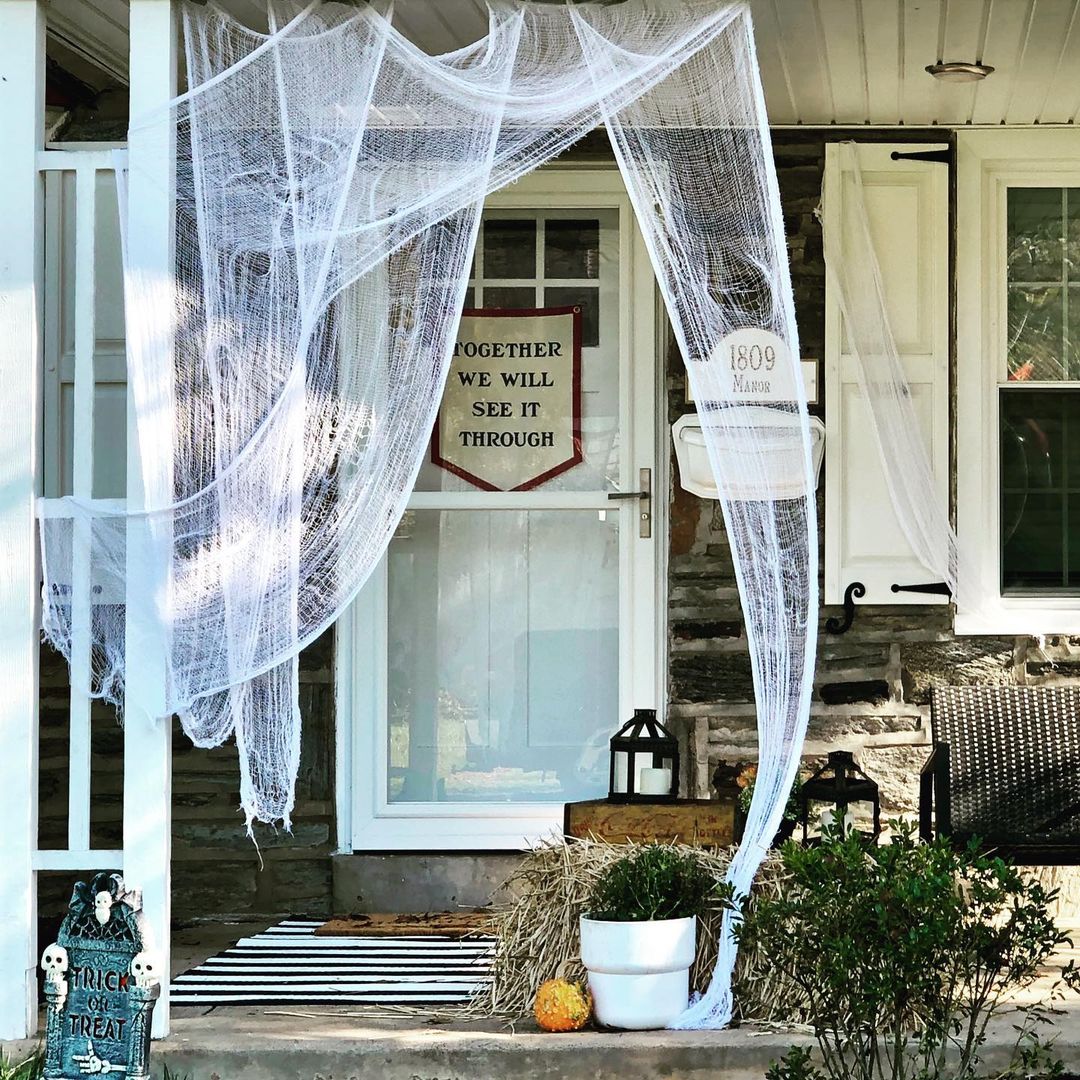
[466,835,806,1022]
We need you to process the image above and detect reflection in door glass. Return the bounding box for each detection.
[386,509,619,803]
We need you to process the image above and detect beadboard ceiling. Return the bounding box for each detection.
[44,0,1080,127]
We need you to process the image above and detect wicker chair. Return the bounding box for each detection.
[921,686,1080,864]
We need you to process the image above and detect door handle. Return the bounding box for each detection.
[607,468,652,538]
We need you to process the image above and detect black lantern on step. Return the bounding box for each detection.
[608,709,679,803]
[799,750,881,844]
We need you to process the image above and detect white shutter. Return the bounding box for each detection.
[823,142,950,605]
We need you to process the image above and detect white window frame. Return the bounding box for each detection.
[335,167,665,851]
[957,130,1080,634]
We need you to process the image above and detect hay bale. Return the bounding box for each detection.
[469,835,805,1022]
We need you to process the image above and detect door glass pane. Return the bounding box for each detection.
[482,286,536,311]
[415,207,620,492]
[483,219,536,278]
[386,509,619,804]
[544,285,600,347]
[545,218,600,278]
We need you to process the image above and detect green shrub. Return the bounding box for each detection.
[737,822,1074,1080]
[586,843,730,922]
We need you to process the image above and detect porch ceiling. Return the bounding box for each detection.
[44,0,1080,128]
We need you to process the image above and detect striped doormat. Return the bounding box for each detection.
[169,919,493,1006]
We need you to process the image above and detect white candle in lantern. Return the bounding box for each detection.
[639,767,672,796]
[613,754,628,794]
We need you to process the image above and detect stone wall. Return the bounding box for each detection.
[667,129,1080,819]
[37,632,336,928]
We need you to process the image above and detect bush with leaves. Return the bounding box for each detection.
[586,843,731,922]
[737,823,1075,1080]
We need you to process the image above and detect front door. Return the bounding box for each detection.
[341,169,659,849]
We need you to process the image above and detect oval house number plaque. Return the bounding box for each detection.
[706,328,797,403]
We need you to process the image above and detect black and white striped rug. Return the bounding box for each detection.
[169,919,493,1006]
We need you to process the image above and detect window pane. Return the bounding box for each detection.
[999,388,1080,593]
[1002,493,1063,591]
[1007,188,1063,283]
[545,219,600,278]
[386,510,619,804]
[483,219,536,278]
[1007,286,1065,380]
[545,286,599,347]
[1000,391,1063,490]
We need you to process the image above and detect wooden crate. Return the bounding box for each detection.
[563,798,737,847]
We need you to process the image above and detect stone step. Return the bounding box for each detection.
[6,1005,1080,1079]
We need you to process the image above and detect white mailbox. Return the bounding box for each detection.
[672,407,825,501]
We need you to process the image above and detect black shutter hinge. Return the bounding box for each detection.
[890,581,952,597]
[825,581,866,636]
[890,148,952,165]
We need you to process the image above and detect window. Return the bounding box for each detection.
[999,190,1080,595]
[957,132,1080,633]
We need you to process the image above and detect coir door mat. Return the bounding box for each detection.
[316,912,491,938]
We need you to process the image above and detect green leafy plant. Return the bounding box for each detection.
[737,822,1073,1080]
[0,1050,43,1080]
[737,763,803,821]
[586,843,730,922]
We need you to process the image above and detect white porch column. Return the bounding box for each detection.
[124,0,177,1039]
[0,0,45,1041]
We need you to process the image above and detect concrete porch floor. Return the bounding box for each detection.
[5,921,1080,1079]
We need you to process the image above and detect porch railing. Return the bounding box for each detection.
[1,1,177,1043]
[35,148,126,875]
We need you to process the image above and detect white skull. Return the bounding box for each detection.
[41,943,68,982]
[94,891,113,926]
[130,951,157,988]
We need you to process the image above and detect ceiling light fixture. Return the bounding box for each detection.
[925,60,995,83]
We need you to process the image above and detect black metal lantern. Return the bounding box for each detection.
[799,750,881,844]
[608,709,679,803]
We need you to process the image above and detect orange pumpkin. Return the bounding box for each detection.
[534,978,592,1032]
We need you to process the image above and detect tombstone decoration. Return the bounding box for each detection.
[42,872,160,1080]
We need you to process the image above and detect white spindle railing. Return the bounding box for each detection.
[35,148,124,874]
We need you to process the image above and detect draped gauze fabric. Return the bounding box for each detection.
[824,143,975,606]
[38,0,817,1026]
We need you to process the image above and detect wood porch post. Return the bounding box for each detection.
[124,0,177,1039]
[0,0,45,1041]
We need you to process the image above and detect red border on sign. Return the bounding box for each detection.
[431,305,584,492]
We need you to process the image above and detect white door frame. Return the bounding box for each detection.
[335,167,663,851]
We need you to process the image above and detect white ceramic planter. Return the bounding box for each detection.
[579,915,696,1030]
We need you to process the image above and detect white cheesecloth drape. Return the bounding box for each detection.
[38,0,818,1027]
[824,142,974,606]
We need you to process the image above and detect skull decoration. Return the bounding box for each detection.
[40,943,68,985]
[94,890,113,926]
[130,951,158,989]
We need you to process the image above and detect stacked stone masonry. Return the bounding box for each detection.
[668,131,1080,823]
